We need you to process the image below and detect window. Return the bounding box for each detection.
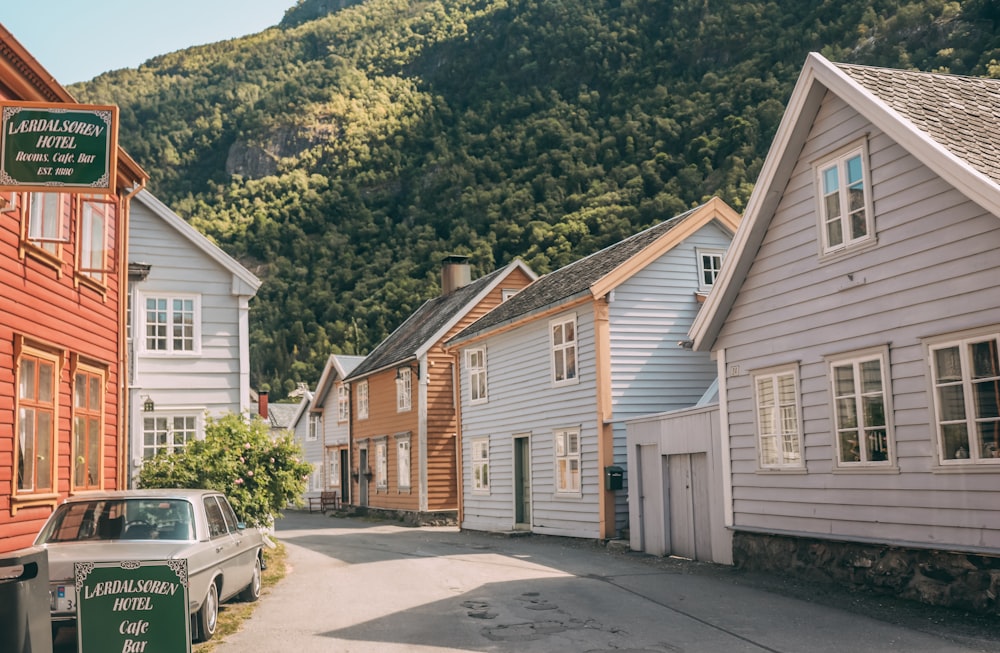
[357,381,369,420]
[25,192,67,255]
[396,367,412,412]
[501,288,519,301]
[550,316,578,385]
[142,414,198,459]
[73,363,105,490]
[697,248,725,290]
[337,384,349,422]
[467,348,487,403]
[815,145,873,254]
[16,345,59,493]
[328,453,340,488]
[375,439,388,489]
[78,196,114,283]
[307,414,321,441]
[554,428,581,493]
[829,351,892,466]
[753,368,803,469]
[312,464,323,491]
[204,497,229,538]
[397,435,411,490]
[142,295,199,353]
[929,333,1000,464]
[471,438,489,492]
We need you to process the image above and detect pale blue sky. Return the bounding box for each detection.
[2,1,295,85]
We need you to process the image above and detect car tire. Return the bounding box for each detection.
[240,555,262,602]
[196,580,220,642]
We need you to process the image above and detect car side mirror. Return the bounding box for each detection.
[236,522,247,531]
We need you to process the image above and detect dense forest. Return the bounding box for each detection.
[72,0,1000,398]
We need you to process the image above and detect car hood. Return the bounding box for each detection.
[41,541,194,582]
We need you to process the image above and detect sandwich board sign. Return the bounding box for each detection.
[0,101,118,194]
[75,559,190,653]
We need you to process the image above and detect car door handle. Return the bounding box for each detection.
[216,546,224,553]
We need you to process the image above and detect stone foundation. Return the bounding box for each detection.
[733,531,1000,615]
[342,506,458,527]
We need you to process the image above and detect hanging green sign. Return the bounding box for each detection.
[75,559,191,653]
[0,101,118,193]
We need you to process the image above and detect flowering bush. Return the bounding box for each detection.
[138,413,312,528]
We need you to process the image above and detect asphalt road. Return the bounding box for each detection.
[199,511,999,653]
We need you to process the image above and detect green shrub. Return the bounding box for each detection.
[138,413,312,528]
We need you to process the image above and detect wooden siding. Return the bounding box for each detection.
[715,90,1000,551]
[0,189,124,552]
[607,223,732,531]
[459,309,602,538]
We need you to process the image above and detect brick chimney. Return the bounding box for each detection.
[258,391,269,420]
[441,255,471,295]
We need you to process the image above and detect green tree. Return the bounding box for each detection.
[137,413,312,528]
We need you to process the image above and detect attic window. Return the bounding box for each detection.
[814,142,874,256]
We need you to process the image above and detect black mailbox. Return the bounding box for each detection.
[0,546,53,653]
[604,465,624,491]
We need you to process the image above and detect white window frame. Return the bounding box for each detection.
[357,380,369,420]
[928,330,1000,465]
[827,347,894,468]
[139,293,202,355]
[307,413,321,441]
[396,367,412,412]
[471,437,490,493]
[554,428,581,495]
[396,434,411,490]
[467,348,488,404]
[25,192,69,256]
[752,366,804,470]
[15,342,60,495]
[327,452,340,488]
[696,247,725,292]
[375,438,388,490]
[501,288,519,301]
[141,412,200,460]
[78,195,114,284]
[550,315,579,386]
[311,463,323,492]
[814,141,875,256]
[337,384,349,422]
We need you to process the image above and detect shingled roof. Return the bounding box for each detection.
[346,261,528,380]
[835,62,1000,185]
[451,200,728,343]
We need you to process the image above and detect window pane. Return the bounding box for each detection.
[866,430,888,461]
[37,361,53,403]
[833,365,854,396]
[942,423,970,459]
[836,398,857,428]
[860,360,882,393]
[822,166,839,194]
[863,395,886,427]
[938,385,966,421]
[565,346,576,379]
[552,324,563,346]
[970,340,999,379]
[934,347,962,382]
[839,431,860,462]
[846,155,864,184]
[564,321,575,342]
[36,411,52,489]
[973,381,1000,419]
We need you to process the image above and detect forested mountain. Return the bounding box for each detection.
[71,0,1000,398]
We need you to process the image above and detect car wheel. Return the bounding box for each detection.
[239,555,262,602]
[196,580,220,642]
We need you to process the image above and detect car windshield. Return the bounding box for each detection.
[37,498,195,543]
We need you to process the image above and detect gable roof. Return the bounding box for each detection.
[448,197,740,347]
[311,354,365,410]
[345,259,536,380]
[132,189,262,295]
[690,53,1000,351]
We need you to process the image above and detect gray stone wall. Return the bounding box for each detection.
[733,532,1000,615]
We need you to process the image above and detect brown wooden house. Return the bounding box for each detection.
[0,24,148,553]
[345,257,535,520]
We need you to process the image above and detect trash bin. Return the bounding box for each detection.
[0,546,53,653]
[604,465,624,491]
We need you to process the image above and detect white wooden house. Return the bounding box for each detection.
[297,354,364,505]
[127,189,261,483]
[448,198,740,540]
[689,53,1000,610]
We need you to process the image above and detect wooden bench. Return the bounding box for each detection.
[308,491,340,513]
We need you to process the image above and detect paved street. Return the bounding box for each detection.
[203,511,998,653]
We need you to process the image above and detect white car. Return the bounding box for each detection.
[34,488,264,642]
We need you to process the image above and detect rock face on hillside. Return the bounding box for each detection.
[225,126,323,179]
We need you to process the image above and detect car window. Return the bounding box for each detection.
[217,496,242,533]
[203,496,229,539]
[36,498,197,542]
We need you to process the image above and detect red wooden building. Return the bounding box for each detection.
[0,24,148,553]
